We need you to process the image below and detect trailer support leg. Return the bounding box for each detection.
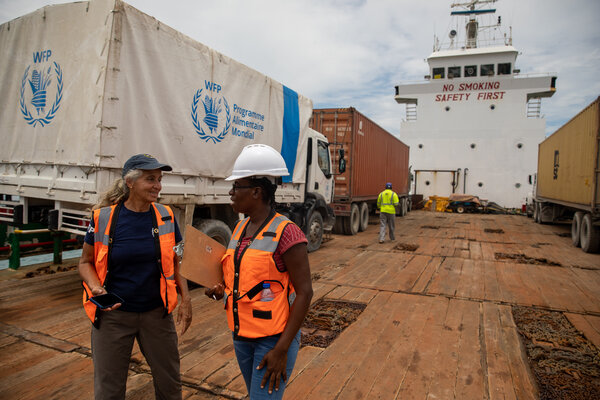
[9,233,20,270]
[53,232,63,264]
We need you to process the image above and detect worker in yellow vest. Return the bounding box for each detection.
[377,182,399,243]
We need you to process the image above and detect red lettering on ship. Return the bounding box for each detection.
[435,93,472,102]
[458,82,500,91]
[476,91,505,100]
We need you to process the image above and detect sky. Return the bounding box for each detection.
[1,0,599,138]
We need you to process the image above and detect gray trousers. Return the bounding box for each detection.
[91,307,181,400]
[379,212,396,241]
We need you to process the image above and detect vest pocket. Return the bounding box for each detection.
[252,309,272,319]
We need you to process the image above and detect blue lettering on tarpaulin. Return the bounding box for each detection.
[32,50,52,63]
[281,86,299,183]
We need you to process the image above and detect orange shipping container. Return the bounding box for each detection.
[310,108,410,235]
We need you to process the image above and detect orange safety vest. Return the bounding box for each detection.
[222,212,296,339]
[82,202,178,324]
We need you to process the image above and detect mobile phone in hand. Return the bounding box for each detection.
[90,293,124,309]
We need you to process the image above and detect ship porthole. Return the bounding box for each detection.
[517,143,523,149]
[445,106,450,111]
[490,104,496,110]
[478,182,483,187]
[425,180,430,186]
[470,143,476,149]
[418,144,424,149]
[515,183,521,188]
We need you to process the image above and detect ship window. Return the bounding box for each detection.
[498,62,511,75]
[481,64,495,76]
[432,67,445,79]
[465,65,477,77]
[448,66,461,78]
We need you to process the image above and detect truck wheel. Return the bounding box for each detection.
[305,212,323,253]
[333,216,344,234]
[572,212,584,247]
[343,203,360,235]
[580,213,600,253]
[456,205,465,214]
[194,219,232,247]
[358,202,369,232]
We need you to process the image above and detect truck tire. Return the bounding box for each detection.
[456,205,465,214]
[194,219,232,247]
[333,216,344,234]
[580,213,600,253]
[358,202,369,232]
[305,211,323,253]
[572,211,584,247]
[343,203,360,235]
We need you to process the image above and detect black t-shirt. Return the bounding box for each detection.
[84,205,182,312]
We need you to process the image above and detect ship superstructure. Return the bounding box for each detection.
[395,0,556,209]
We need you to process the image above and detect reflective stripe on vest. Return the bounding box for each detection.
[82,203,178,324]
[222,212,295,339]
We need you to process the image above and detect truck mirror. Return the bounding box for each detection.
[339,158,346,174]
[339,149,345,159]
[528,174,532,184]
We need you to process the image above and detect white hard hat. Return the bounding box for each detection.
[225,144,289,181]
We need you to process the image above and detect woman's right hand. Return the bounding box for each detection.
[205,283,224,300]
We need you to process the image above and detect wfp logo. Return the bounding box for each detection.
[20,50,63,127]
[190,81,231,143]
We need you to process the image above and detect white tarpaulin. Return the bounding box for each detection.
[0,0,311,183]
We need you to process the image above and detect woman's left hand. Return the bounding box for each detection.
[176,297,192,336]
[258,346,288,394]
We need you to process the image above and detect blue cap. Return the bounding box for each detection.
[386,182,392,189]
[122,154,172,177]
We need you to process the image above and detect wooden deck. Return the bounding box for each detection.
[1,210,599,399]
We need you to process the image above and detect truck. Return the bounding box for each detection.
[532,97,600,253]
[0,0,335,254]
[310,108,411,235]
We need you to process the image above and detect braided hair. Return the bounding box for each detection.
[249,177,277,207]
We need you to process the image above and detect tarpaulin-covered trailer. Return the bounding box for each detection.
[0,0,334,251]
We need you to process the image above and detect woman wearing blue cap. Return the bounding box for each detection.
[78,153,191,399]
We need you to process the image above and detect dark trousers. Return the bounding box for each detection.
[91,307,181,400]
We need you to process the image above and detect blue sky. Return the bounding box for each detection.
[2,0,599,137]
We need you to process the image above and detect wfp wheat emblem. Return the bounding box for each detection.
[20,59,63,127]
[191,88,231,143]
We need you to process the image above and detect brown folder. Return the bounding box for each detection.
[179,225,225,288]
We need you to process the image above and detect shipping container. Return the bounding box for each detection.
[533,96,600,253]
[311,108,410,235]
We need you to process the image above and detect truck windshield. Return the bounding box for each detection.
[317,140,331,177]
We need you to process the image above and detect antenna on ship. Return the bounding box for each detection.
[450,0,497,49]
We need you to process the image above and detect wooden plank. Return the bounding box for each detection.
[497,305,538,399]
[413,256,443,294]
[483,302,517,400]
[395,297,451,398]
[565,313,600,349]
[305,291,400,398]
[284,292,393,398]
[365,293,437,398]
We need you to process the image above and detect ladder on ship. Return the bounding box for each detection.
[406,103,417,121]
[527,98,542,118]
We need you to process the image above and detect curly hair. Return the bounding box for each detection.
[92,169,143,210]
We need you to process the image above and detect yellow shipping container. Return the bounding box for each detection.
[537,97,600,211]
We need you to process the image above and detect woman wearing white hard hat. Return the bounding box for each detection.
[206,144,313,399]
